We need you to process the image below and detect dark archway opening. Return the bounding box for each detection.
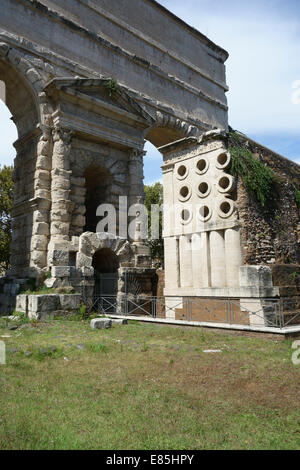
[92,248,119,303]
[84,165,111,233]
[92,248,119,274]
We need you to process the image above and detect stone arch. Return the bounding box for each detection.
[0,43,49,134]
[77,232,133,271]
[92,247,119,274]
[145,111,199,148]
[0,44,54,277]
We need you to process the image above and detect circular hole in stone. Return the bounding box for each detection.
[200,206,209,218]
[180,186,189,199]
[198,182,209,195]
[218,153,227,166]
[219,176,230,191]
[220,201,231,215]
[181,209,191,222]
[198,205,211,221]
[197,159,207,172]
[216,152,231,169]
[177,165,187,178]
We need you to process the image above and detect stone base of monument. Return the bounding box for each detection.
[15,293,81,320]
[164,266,285,327]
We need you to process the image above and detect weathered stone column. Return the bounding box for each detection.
[128,149,145,208]
[210,230,226,287]
[49,127,73,246]
[127,149,151,267]
[192,232,211,288]
[164,237,180,289]
[180,235,193,288]
[30,126,52,271]
[225,227,242,287]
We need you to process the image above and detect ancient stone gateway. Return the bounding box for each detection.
[0,0,299,327]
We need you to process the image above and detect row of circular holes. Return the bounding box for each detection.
[178,153,233,223]
[181,199,234,225]
[177,152,231,181]
[178,152,233,201]
[179,175,233,202]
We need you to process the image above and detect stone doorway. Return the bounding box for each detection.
[92,248,119,312]
[84,166,111,233]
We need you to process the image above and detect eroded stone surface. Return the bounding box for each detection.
[90,319,112,330]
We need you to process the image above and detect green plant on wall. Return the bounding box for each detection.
[106,78,118,97]
[229,130,276,208]
[292,184,300,208]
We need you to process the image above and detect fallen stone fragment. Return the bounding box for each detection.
[109,318,128,325]
[24,351,32,357]
[76,344,85,350]
[7,324,18,331]
[8,348,19,354]
[203,349,222,353]
[90,319,112,330]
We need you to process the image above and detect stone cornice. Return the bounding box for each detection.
[3,0,228,110]
[12,197,51,217]
[0,31,215,132]
[44,78,155,127]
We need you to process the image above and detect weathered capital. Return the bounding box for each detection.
[0,42,10,57]
[52,127,74,145]
[129,149,146,163]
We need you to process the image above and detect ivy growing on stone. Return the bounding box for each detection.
[106,78,118,97]
[228,130,276,208]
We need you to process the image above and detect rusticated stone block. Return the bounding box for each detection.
[90,318,112,330]
[28,295,60,314]
[51,266,72,278]
[59,294,81,311]
[16,294,28,314]
[48,249,69,266]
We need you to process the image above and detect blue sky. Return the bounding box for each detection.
[1,0,300,184]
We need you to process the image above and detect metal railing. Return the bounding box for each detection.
[81,293,300,329]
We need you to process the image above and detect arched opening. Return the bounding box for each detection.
[144,126,186,269]
[0,60,39,138]
[0,84,18,167]
[146,126,185,149]
[92,248,119,305]
[0,59,39,277]
[92,248,119,274]
[84,165,112,233]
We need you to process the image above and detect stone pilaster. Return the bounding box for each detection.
[128,149,145,207]
[128,148,152,267]
[30,126,52,271]
[49,127,73,245]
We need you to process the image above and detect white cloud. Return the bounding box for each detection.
[160,0,300,135]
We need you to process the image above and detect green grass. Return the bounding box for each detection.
[0,317,299,450]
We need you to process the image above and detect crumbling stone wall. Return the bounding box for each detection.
[232,134,300,266]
